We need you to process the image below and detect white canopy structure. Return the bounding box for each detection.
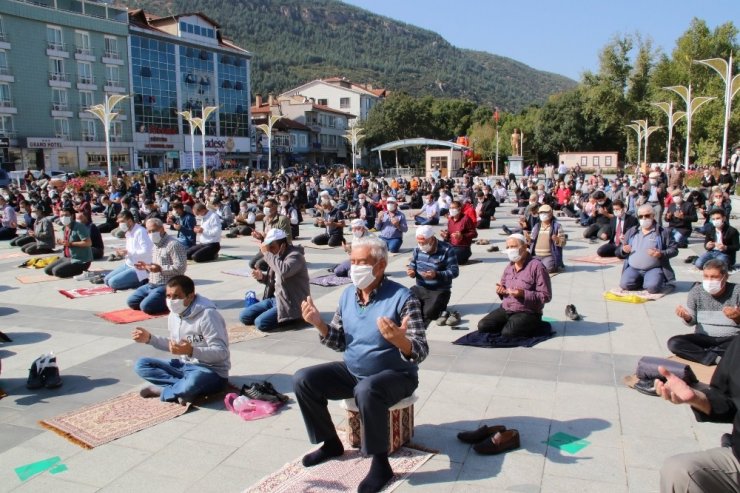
[371,138,470,174]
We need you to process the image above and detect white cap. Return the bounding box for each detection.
[350,219,366,229]
[386,196,397,203]
[508,233,527,245]
[416,225,434,239]
[263,228,287,245]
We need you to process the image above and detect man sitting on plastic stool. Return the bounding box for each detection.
[294,235,428,493]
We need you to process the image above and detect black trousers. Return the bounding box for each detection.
[44,258,90,278]
[22,243,54,255]
[92,246,104,260]
[186,242,220,263]
[10,235,34,247]
[478,306,549,337]
[293,361,418,455]
[451,245,472,265]
[249,251,268,272]
[667,333,737,366]
[597,242,618,258]
[230,225,253,236]
[312,233,343,247]
[410,285,451,326]
[97,222,117,233]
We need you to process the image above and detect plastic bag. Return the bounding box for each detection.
[244,290,258,308]
[224,393,281,421]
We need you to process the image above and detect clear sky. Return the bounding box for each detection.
[343,0,739,81]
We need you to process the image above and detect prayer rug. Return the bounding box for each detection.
[95,308,167,324]
[572,254,622,265]
[40,391,190,449]
[222,268,252,277]
[0,251,28,260]
[606,285,675,302]
[244,441,434,493]
[16,274,60,284]
[453,329,555,348]
[309,274,352,287]
[227,324,268,344]
[624,356,716,389]
[59,286,115,299]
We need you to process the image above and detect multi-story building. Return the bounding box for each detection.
[128,9,252,171]
[0,0,132,173]
[251,94,312,170]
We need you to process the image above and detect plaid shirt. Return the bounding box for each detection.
[149,234,187,286]
[321,280,429,364]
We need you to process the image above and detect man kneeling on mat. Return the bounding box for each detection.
[294,236,429,493]
[131,275,230,405]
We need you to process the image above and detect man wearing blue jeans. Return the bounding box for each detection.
[131,275,230,405]
[128,218,187,315]
[695,207,739,270]
[375,197,408,253]
[104,211,152,290]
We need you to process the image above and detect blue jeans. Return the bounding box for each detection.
[695,250,731,269]
[414,216,439,226]
[381,237,403,253]
[620,266,666,294]
[127,284,167,315]
[105,264,146,291]
[134,357,226,402]
[239,297,278,331]
[671,229,689,248]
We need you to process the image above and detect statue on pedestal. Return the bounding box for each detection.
[511,128,522,156]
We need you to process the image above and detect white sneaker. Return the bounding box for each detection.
[74,271,96,281]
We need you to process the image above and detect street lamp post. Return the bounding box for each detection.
[343,125,365,173]
[625,123,643,167]
[665,84,715,168]
[178,106,218,182]
[256,114,283,172]
[695,55,740,167]
[86,94,129,184]
[652,101,686,167]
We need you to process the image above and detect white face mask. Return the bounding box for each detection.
[149,232,162,244]
[359,198,366,204]
[649,179,657,185]
[263,206,272,216]
[387,204,397,211]
[639,218,653,229]
[280,201,288,207]
[119,221,130,233]
[419,243,433,253]
[673,197,683,204]
[166,297,188,315]
[702,279,723,295]
[61,216,72,226]
[712,219,724,228]
[613,210,623,218]
[350,264,376,290]
[506,247,523,263]
[539,213,551,222]
[31,212,38,219]
[321,197,330,204]
[448,208,459,217]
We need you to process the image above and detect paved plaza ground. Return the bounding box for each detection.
[0,196,736,493]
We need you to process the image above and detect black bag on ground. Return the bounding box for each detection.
[636,356,698,384]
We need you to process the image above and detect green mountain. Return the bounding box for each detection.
[122,0,577,111]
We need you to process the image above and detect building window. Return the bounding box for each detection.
[46,26,63,51]
[52,88,68,109]
[0,50,7,75]
[110,121,123,141]
[340,97,350,109]
[593,156,600,166]
[77,62,93,84]
[104,36,119,59]
[299,134,307,148]
[0,82,10,106]
[0,16,6,42]
[318,99,328,106]
[79,90,93,110]
[81,120,96,141]
[54,118,70,139]
[106,65,120,85]
[0,115,13,136]
[75,31,91,56]
[605,156,613,166]
[49,58,65,80]
[430,156,448,169]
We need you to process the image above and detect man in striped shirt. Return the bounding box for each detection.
[128,218,187,315]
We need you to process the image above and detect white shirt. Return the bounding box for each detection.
[125,223,153,281]
[198,210,222,244]
[436,195,451,211]
[420,202,439,218]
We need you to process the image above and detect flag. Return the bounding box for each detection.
[493,108,500,123]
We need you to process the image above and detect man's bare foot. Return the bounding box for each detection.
[139,386,162,398]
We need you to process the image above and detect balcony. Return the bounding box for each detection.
[74,46,95,61]
[55,132,69,140]
[102,50,124,65]
[110,135,123,142]
[81,132,96,142]
[46,42,69,57]
[104,79,126,93]
[77,75,97,90]
[0,32,9,50]
[0,98,15,114]
[52,102,73,118]
[51,102,68,111]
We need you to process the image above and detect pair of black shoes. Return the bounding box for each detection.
[565,304,581,321]
[27,353,63,389]
[457,425,521,455]
[240,381,289,404]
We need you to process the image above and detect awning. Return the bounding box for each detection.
[371,138,470,152]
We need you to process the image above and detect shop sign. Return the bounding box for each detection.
[145,135,174,149]
[27,137,64,149]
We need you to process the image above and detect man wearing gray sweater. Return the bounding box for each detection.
[669,259,740,365]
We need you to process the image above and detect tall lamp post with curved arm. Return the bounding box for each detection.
[178,105,218,183]
[652,101,686,167]
[344,125,365,173]
[625,123,644,167]
[86,94,129,185]
[665,85,715,168]
[256,114,283,172]
[695,55,740,167]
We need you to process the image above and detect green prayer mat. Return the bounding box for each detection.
[15,457,63,481]
[542,316,557,323]
[543,432,590,454]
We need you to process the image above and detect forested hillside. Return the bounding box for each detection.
[121,0,576,111]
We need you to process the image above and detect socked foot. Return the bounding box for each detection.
[139,386,162,399]
[358,453,394,493]
[302,436,344,467]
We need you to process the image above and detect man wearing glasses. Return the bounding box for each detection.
[615,204,678,294]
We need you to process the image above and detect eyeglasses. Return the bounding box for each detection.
[637,214,653,219]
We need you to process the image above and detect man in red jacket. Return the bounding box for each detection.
[441,200,477,265]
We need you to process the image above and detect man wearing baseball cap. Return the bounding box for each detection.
[240,228,310,331]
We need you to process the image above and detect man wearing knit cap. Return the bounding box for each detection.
[407,225,459,326]
[333,219,369,277]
